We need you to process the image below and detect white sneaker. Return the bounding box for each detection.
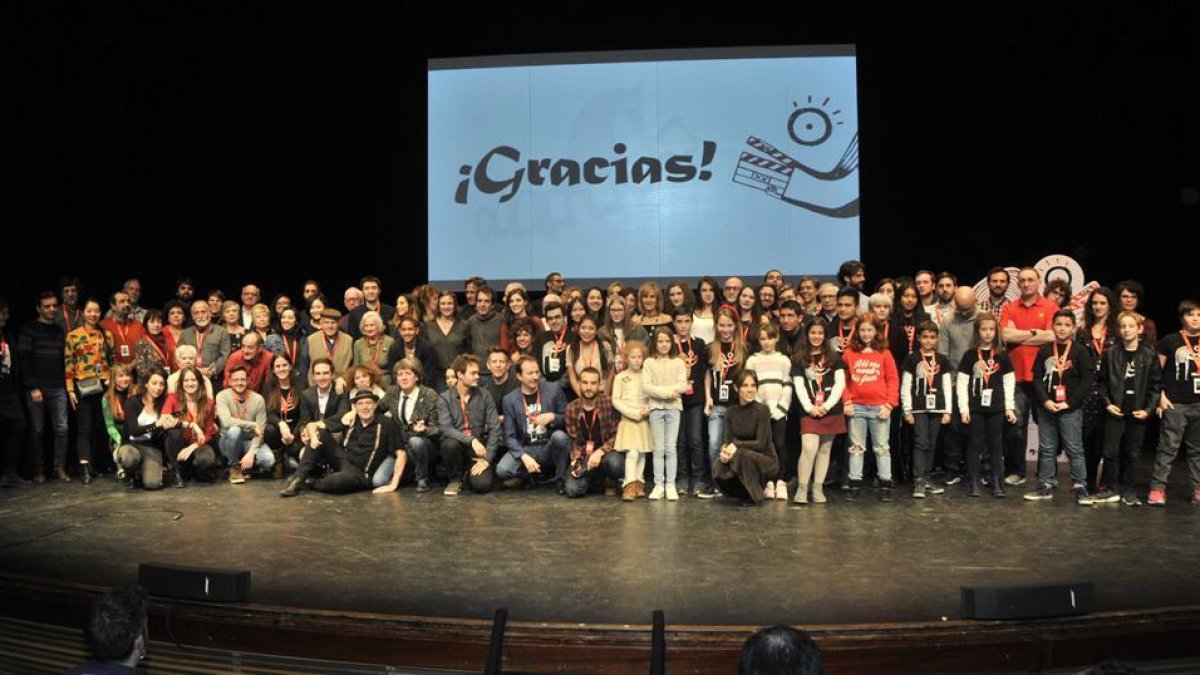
[648,484,665,500]
[775,480,788,501]
[666,485,679,501]
[764,481,776,499]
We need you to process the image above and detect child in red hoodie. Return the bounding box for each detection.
[842,313,900,501]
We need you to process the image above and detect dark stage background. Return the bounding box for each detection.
[4,3,1197,328]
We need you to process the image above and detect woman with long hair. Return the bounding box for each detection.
[161,366,218,486]
[263,353,305,477]
[634,282,671,330]
[275,306,309,379]
[65,298,114,484]
[598,296,648,374]
[791,320,846,504]
[692,276,720,344]
[499,289,543,355]
[133,310,173,385]
[702,307,747,497]
[303,296,328,336]
[567,314,615,397]
[714,370,780,506]
[1080,286,1119,492]
[423,290,470,391]
[114,369,179,490]
[101,362,137,478]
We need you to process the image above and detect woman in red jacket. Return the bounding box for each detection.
[842,313,900,501]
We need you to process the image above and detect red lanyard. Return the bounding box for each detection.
[233,395,249,420]
[458,391,471,426]
[325,335,339,357]
[365,338,383,367]
[113,320,130,345]
[883,322,890,342]
[552,326,567,353]
[283,335,298,365]
[977,348,995,388]
[811,355,826,390]
[921,351,939,390]
[280,388,293,415]
[62,307,77,332]
[579,407,598,442]
[195,329,207,366]
[839,320,856,346]
[675,335,692,359]
[1091,325,1107,358]
[146,336,166,363]
[905,324,915,354]
[1182,332,1200,373]
[718,342,736,382]
[1053,341,1073,379]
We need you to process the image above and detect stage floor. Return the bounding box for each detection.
[2,462,1199,628]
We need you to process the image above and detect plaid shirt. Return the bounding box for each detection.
[564,394,618,458]
[979,297,1009,322]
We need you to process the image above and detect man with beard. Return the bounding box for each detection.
[979,267,1011,321]
[101,291,144,365]
[563,367,624,497]
[837,259,868,312]
[178,300,232,383]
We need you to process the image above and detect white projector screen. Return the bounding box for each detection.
[428,46,860,286]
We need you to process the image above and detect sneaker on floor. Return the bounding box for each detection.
[648,483,665,500]
[967,480,981,497]
[1004,474,1025,486]
[763,481,775,500]
[992,483,1006,498]
[878,480,894,502]
[775,479,788,501]
[228,467,246,484]
[925,482,945,495]
[1147,489,1166,506]
[666,485,679,501]
[695,486,716,499]
[443,480,462,496]
[1074,486,1094,506]
[912,479,926,499]
[1092,489,1120,504]
[846,479,862,501]
[416,478,430,493]
[1121,491,1142,507]
[1023,484,1054,501]
[944,474,962,486]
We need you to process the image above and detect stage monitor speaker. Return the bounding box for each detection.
[961,581,1094,620]
[138,562,250,602]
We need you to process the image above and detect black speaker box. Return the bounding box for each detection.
[138,562,251,602]
[962,581,1094,620]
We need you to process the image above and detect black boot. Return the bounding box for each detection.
[280,473,306,497]
[173,467,186,488]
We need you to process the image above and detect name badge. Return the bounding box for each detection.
[1054,385,1067,403]
[685,382,694,396]
[120,344,130,358]
[980,389,993,407]
[925,394,937,410]
[547,357,561,373]
[585,440,594,454]
[1193,378,1200,395]
[719,383,730,401]
[463,428,473,437]
[814,390,825,407]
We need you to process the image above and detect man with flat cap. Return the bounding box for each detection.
[280,387,406,496]
[305,308,353,387]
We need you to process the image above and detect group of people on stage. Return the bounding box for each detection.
[1,262,1197,508]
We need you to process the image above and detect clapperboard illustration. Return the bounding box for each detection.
[733,102,861,219]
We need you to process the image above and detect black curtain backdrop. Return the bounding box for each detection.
[4,3,1197,328]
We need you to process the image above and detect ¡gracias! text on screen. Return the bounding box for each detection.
[454,141,717,204]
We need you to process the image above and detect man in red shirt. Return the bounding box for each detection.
[100,291,144,365]
[223,331,272,393]
[1000,267,1059,485]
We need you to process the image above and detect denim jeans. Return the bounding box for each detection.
[675,403,706,490]
[649,408,680,486]
[563,451,624,497]
[28,388,69,470]
[1036,408,1085,488]
[1005,382,1039,477]
[706,405,728,485]
[401,435,435,482]
[218,426,276,472]
[496,429,570,481]
[847,405,892,481]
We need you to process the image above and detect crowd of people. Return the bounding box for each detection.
[0,262,1197,508]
